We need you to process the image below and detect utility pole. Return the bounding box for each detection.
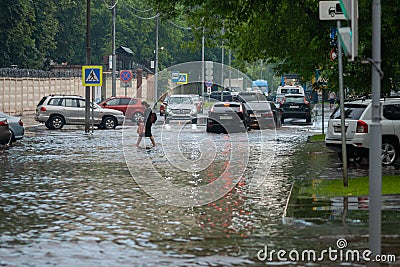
[369,0,382,259]
[155,16,159,104]
[201,26,205,97]
[85,0,91,133]
[111,0,116,97]
[337,20,348,186]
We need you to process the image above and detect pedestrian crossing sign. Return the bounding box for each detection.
[82,66,103,86]
[177,73,188,84]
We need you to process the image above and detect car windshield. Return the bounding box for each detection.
[91,102,101,109]
[284,96,304,104]
[169,97,192,105]
[238,93,267,102]
[331,104,367,119]
[281,88,300,94]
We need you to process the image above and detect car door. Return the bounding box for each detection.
[60,98,80,124]
[104,98,123,113]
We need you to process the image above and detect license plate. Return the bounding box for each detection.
[220,115,232,120]
[290,106,299,109]
[334,126,347,132]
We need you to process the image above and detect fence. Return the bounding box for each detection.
[0,69,154,115]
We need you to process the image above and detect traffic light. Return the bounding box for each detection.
[338,0,358,61]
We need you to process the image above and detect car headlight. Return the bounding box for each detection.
[191,108,197,113]
[166,107,171,113]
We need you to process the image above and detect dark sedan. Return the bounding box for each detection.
[206,102,246,133]
[236,92,277,129]
[207,91,235,102]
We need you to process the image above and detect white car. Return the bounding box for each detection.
[325,98,400,165]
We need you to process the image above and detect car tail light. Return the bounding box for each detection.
[18,119,24,126]
[239,105,243,113]
[0,120,8,126]
[304,97,309,105]
[356,120,368,133]
[210,105,214,112]
[262,111,273,117]
[40,106,47,112]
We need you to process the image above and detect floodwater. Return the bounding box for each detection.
[0,110,399,266]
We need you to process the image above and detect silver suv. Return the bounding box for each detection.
[325,98,400,165]
[35,95,125,130]
[164,94,198,124]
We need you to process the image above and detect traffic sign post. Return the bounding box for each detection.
[82,66,103,86]
[171,71,179,83]
[338,0,358,61]
[177,73,188,84]
[82,66,103,134]
[120,70,133,96]
[319,1,346,20]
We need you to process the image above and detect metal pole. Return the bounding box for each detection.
[337,20,348,186]
[228,49,232,90]
[155,16,159,103]
[202,26,205,97]
[221,44,224,91]
[322,89,325,135]
[111,0,116,97]
[85,0,91,133]
[369,0,382,257]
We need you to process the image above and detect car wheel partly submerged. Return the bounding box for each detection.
[49,115,64,130]
[102,116,117,129]
[131,112,143,122]
[382,139,398,165]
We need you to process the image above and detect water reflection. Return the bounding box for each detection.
[0,124,399,265]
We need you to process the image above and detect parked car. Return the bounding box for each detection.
[207,91,235,102]
[35,95,125,130]
[325,98,400,165]
[0,112,24,142]
[280,94,312,124]
[98,96,144,122]
[164,94,198,124]
[206,102,246,133]
[236,92,277,129]
[0,118,11,145]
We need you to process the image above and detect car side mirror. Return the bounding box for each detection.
[102,103,107,106]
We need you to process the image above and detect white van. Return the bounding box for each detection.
[275,85,305,103]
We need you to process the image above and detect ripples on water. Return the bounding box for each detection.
[0,125,399,266]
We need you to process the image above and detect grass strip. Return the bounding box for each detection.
[308,134,325,142]
[299,175,400,198]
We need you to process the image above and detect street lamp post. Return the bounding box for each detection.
[111,0,116,97]
[155,16,159,104]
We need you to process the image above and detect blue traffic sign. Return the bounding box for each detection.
[177,73,188,84]
[82,66,103,86]
[205,80,213,87]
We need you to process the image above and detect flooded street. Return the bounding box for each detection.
[0,107,399,266]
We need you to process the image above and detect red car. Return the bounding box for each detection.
[98,96,144,122]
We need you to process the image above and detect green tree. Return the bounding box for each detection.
[0,0,36,68]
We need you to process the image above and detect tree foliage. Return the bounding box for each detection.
[1,0,400,95]
[151,0,400,95]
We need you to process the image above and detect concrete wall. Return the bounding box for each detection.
[0,75,153,115]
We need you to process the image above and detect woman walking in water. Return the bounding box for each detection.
[136,101,156,147]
